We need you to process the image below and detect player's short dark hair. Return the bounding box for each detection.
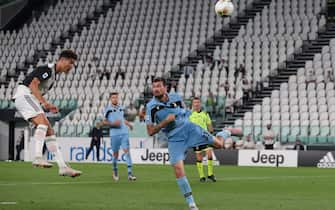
[110,92,119,97]
[192,97,201,101]
[153,77,166,86]
[59,50,77,60]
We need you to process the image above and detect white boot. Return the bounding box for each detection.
[32,158,53,168]
[189,204,199,210]
[59,166,82,177]
[128,174,137,181]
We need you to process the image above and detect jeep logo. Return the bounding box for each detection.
[141,149,170,164]
[251,151,284,166]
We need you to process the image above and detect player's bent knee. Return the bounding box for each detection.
[31,114,48,125]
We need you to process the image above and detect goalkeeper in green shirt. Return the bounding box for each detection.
[189,97,216,182]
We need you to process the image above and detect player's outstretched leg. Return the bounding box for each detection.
[212,127,243,148]
[32,124,53,168]
[225,127,243,136]
[174,161,199,210]
[45,135,82,177]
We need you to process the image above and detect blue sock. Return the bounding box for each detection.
[112,156,118,175]
[125,152,133,175]
[176,176,195,206]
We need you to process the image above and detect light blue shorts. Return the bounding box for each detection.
[110,134,129,152]
[168,122,214,165]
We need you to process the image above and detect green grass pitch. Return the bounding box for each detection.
[0,162,334,210]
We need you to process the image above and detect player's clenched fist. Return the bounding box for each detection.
[43,103,59,113]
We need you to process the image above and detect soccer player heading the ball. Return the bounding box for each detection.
[12,50,82,177]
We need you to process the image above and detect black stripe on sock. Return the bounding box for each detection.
[184,192,192,198]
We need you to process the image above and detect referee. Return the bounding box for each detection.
[189,97,216,182]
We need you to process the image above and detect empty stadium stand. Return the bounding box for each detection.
[0,0,334,145]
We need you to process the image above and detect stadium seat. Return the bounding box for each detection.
[309,120,320,144]
[318,121,330,143]
[288,120,300,143]
[280,120,290,143]
[253,120,262,141]
[298,120,310,144]
[243,120,253,137]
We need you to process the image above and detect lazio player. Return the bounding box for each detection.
[145,78,242,210]
[103,92,136,181]
[189,97,216,182]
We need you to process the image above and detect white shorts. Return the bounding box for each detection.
[14,94,44,121]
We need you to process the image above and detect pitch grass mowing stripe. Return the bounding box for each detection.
[0,175,332,186]
[1,163,335,210]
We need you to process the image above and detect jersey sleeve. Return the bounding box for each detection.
[145,103,154,125]
[103,107,111,120]
[34,66,52,82]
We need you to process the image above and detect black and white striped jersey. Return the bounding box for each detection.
[22,63,56,96]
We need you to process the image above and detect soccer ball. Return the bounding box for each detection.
[215,0,234,16]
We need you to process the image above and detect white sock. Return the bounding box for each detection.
[45,135,67,168]
[34,125,48,159]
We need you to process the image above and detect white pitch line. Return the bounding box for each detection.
[0,181,111,186]
[0,202,17,205]
[221,175,333,181]
[0,175,332,187]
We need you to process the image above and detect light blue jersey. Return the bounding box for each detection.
[145,93,214,164]
[145,93,191,139]
[105,104,134,177]
[104,104,128,136]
